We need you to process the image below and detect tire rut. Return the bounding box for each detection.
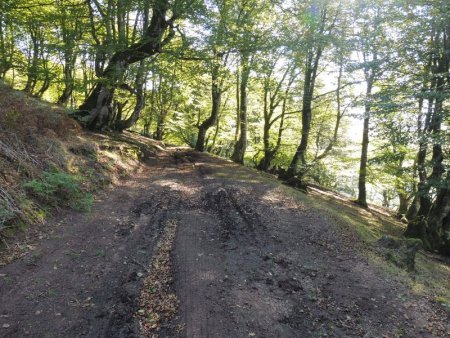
[100,195,177,338]
[203,187,265,243]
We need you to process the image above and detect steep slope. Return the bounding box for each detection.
[0,82,155,263]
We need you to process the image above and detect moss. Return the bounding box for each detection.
[405,238,423,249]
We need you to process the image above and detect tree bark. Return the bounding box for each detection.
[196,60,222,152]
[76,0,176,130]
[155,111,167,141]
[280,6,331,188]
[57,50,77,105]
[234,67,240,143]
[231,51,251,164]
[356,50,376,208]
[356,107,370,207]
[282,48,322,187]
[405,27,449,254]
[24,25,40,94]
[114,61,146,131]
[0,5,13,78]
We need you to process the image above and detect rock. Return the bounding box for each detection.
[377,235,423,271]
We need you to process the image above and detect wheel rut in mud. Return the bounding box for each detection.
[0,149,449,337]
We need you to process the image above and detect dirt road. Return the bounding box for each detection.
[0,148,448,337]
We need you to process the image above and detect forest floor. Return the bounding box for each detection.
[0,142,449,338]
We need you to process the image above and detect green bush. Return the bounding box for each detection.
[23,172,93,212]
[0,206,15,228]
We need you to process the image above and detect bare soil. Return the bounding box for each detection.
[0,148,449,337]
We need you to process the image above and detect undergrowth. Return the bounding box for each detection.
[0,82,154,262]
[285,186,450,314]
[23,172,93,212]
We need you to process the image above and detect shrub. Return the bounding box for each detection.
[0,207,15,229]
[23,172,93,212]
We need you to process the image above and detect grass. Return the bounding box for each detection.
[23,171,94,212]
[283,184,450,313]
[66,250,82,259]
[0,82,158,263]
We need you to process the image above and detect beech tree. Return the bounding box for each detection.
[2,0,449,254]
[281,1,340,188]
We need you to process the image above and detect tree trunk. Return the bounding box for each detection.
[282,50,321,187]
[280,7,329,187]
[234,67,240,143]
[155,111,166,141]
[258,81,271,170]
[114,61,146,131]
[0,7,12,78]
[427,170,450,255]
[24,27,39,94]
[57,50,77,105]
[231,52,251,164]
[196,61,221,152]
[397,193,409,217]
[76,0,176,130]
[405,33,449,253]
[356,111,370,207]
[356,58,375,207]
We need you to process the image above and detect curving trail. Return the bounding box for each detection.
[0,148,448,337]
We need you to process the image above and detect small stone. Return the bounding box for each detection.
[2,324,10,328]
[35,310,42,315]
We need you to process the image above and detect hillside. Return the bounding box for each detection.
[0,85,449,337]
[0,82,157,262]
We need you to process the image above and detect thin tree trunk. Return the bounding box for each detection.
[282,48,322,187]
[231,52,251,164]
[114,61,146,131]
[155,111,166,141]
[24,26,39,93]
[356,51,376,208]
[196,60,222,151]
[58,50,77,105]
[356,105,371,207]
[234,67,240,143]
[281,7,330,187]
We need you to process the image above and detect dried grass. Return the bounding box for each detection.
[0,82,80,237]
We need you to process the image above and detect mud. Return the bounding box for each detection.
[0,149,449,337]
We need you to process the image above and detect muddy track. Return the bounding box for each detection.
[0,149,449,337]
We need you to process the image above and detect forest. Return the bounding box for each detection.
[0,0,449,257]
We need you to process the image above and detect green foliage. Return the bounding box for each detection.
[23,172,93,212]
[0,207,15,228]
